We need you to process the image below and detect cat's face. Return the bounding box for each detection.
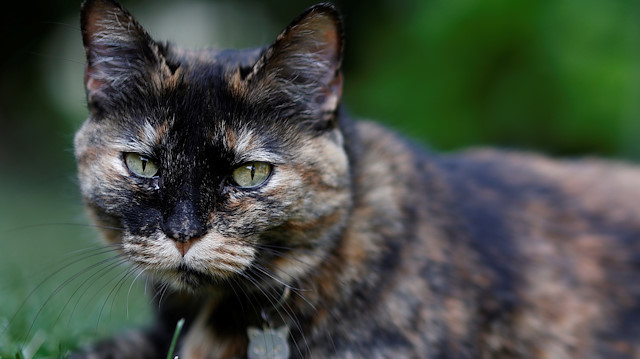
[75,0,350,291]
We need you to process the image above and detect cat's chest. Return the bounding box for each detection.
[178,300,293,359]
[179,300,248,359]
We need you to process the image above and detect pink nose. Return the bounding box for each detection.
[173,236,202,256]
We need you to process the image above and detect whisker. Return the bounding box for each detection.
[1,245,122,338]
[248,257,344,357]
[226,274,250,316]
[74,257,130,327]
[250,256,313,285]
[250,263,299,291]
[0,245,120,295]
[18,253,125,347]
[250,258,317,312]
[96,265,139,329]
[29,245,123,280]
[239,271,309,359]
[126,266,147,319]
[1,222,125,235]
[144,272,151,297]
[277,294,312,358]
[152,281,171,308]
[54,256,124,322]
[299,274,343,356]
[253,244,327,275]
[112,266,144,315]
[242,272,304,357]
[255,243,326,261]
[66,257,129,326]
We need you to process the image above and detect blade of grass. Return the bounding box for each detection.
[22,331,45,359]
[166,318,185,359]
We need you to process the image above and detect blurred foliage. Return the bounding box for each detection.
[343,0,640,158]
[1,0,639,181]
[0,178,152,357]
[0,0,638,355]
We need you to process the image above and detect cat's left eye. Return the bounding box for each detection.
[124,153,159,178]
[232,162,272,188]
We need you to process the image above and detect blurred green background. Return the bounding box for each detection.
[0,0,639,357]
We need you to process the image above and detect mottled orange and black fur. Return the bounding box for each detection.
[72,0,640,358]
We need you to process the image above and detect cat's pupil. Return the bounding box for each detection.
[141,158,147,171]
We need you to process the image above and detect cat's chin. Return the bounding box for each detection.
[151,263,230,292]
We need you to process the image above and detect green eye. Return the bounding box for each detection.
[124,153,159,178]
[232,162,272,188]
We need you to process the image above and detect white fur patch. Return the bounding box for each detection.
[111,119,160,156]
[233,127,284,164]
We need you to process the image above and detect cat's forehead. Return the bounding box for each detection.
[127,104,288,166]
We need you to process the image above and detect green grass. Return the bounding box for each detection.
[0,176,151,358]
[166,319,185,359]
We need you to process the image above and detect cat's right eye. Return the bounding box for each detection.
[124,153,159,178]
[232,162,272,188]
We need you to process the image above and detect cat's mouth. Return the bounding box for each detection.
[172,263,216,288]
[150,261,228,291]
[126,232,256,290]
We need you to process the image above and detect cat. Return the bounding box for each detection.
[71,0,640,358]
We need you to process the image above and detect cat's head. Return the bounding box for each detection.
[75,0,351,292]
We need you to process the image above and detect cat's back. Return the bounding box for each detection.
[351,120,640,357]
[439,149,640,357]
[426,150,640,358]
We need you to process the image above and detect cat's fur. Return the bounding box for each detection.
[72,0,640,358]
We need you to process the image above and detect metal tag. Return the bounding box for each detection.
[247,325,290,359]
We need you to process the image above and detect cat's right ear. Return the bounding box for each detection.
[238,3,344,124]
[80,0,169,116]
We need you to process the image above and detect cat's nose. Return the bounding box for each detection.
[162,199,206,246]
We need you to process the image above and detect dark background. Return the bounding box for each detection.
[0,0,638,356]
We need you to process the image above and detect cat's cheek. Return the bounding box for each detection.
[77,147,137,206]
[84,205,123,245]
[287,135,350,209]
[121,234,183,270]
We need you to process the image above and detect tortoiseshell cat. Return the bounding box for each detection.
[72,0,640,358]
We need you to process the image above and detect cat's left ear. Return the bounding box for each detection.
[243,3,343,121]
[80,0,173,116]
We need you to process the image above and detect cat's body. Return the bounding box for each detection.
[73,1,640,358]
